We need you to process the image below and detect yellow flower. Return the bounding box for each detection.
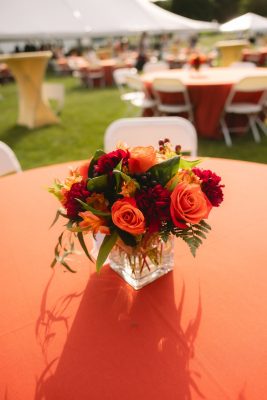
[86,193,109,212]
[64,167,83,189]
[120,180,137,197]
[166,170,200,191]
[178,170,200,185]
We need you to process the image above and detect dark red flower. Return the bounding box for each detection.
[193,168,224,207]
[135,184,171,233]
[65,181,90,219]
[94,149,129,175]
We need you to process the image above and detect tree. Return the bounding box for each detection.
[171,0,214,21]
[170,0,240,23]
[239,0,267,16]
[213,0,240,22]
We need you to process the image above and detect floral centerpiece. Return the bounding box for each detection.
[49,140,224,289]
[188,53,207,71]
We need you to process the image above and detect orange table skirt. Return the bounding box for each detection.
[144,82,263,138]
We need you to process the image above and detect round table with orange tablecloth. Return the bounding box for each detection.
[0,158,267,400]
[142,67,267,139]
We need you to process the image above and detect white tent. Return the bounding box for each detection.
[220,12,267,33]
[0,0,218,41]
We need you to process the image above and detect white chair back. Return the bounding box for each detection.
[229,62,256,69]
[113,68,137,88]
[234,76,267,92]
[226,75,267,107]
[152,78,194,122]
[220,75,267,146]
[42,83,65,114]
[126,75,145,91]
[152,77,186,93]
[104,117,197,157]
[0,141,22,176]
[143,61,169,74]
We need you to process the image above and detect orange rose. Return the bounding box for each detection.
[170,182,212,228]
[128,146,157,174]
[111,198,145,235]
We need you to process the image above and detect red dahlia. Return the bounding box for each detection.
[65,182,90,219]
[135,184,171,233]
[193,168,224,207]
[94,149,129,175]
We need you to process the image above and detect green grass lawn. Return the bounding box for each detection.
[0,75,267,170]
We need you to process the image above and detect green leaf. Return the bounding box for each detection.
[50,208,68,229]
[87,174,108,192]
[199,220,211,230]
[49,209,61,229]
[113,169,140,189]
[66,220,75,229]
[147,156,180,186]
[117,228,137,247]
[114,160,123,192]
[77,232,94,262]
[179,158,202,170]
[192,236,203,245]
[56,254,76,273]
[194,230,207,239]
[167,173,179,191]
[88,149,106,178]
[58,232,64,247]
[96,231,118,272]
[195,223,210,233]
[51,257,57,268]
[113,169,131,183]
[75,198,111,217]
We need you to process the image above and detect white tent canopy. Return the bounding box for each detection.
[220,12,267,33]
[0,0,218,41]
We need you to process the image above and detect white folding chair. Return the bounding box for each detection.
[104,117,197,157]
[42,83,65,115]
[143,61,170,74]
[220,76,267,146]
[152,78,194,123]
[112,67,144,105]
[126,75,156,115]
[113,67,138,94]
[0,141,22,177]
[86,68,105,89]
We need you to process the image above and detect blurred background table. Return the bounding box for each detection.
[0,51,59,128]
[0,158,267,399]
[142,67,267,138]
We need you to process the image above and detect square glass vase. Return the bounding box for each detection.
[109,234,174,290]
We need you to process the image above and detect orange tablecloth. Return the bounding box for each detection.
[1,159,267,399]
[142,67,267,138]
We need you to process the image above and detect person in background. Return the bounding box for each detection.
[158,33,170,60]
[84,45,100,65]
[135,32,149,71]
[189,34,198,49]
